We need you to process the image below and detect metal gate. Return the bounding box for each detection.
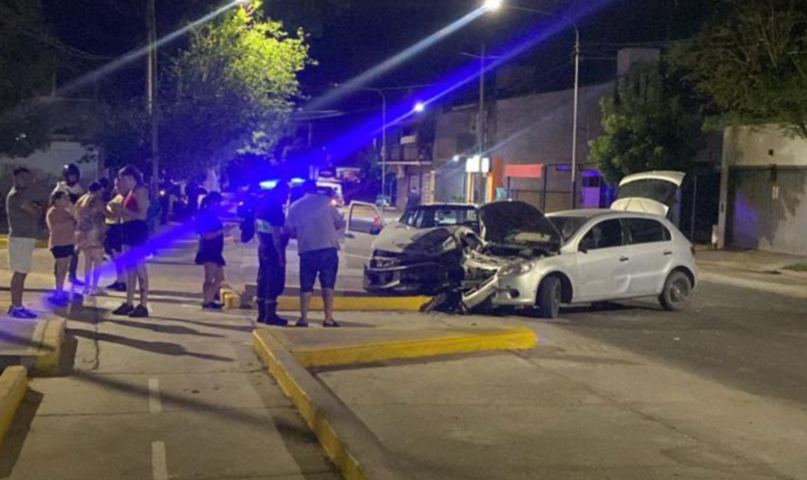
[727,168,807,255]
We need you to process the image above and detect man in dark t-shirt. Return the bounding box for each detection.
[255,183,290,325]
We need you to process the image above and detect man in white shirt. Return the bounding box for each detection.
[285,181,345,327]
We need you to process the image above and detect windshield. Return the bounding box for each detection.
[400,206,480,231]
[549,216,590,241]
[480,201,561,251]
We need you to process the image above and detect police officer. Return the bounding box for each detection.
[251,182,290,325]
[52,163,85,285]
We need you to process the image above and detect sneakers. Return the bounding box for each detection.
[202,302,224,311]
[8,306,38,319]
[129,305,149,318]
[323,320,341,328]
[295,318,309,328]
[47,292,70,307]
[112,303,135,316]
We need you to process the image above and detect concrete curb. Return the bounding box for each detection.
[0,236,48,249]
[0,366,28,451]
[270,296,430,312]
[33,319,66,376]
[292,327,539,368]
[220,288,242,310]
[253,331,414,480]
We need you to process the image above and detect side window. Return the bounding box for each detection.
[580,219,623,251]
[349,204,381,235]
[627,219,669,245]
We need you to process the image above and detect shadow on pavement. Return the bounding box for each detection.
[68,329,233,362]
[0,389,44,478]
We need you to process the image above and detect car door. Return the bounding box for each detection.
[574,219,632,301]
[625,218,674,296]
[343,201,384,268]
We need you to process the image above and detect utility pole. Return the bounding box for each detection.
[146,0,159,186]
[570,29,580,209]
[477,43,486,205]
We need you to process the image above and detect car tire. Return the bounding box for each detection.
[537,276,562,319]
[659,271,693,312]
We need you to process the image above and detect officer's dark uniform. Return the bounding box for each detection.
[255,189,289,325]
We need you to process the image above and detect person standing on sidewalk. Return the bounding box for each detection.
[285,180,345,328]
[104,178,128,292]
[75,183,108,296]
[52,163,85,286]
[195,192,229,310]
[255,182,290,326]
[112,165,151,318]
[46,191,77,306]
[5,167,42,319]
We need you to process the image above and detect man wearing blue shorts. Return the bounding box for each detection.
[285,181,345,327]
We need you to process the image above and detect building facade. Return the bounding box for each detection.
[717,125,807,255]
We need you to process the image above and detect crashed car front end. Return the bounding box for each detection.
[364,228,468,295]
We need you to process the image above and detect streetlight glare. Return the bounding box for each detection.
[414,102,427,113]
[484,0,504,12]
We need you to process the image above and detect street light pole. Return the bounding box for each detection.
[478,43,486,205]
[487,2,581,208]
[146,0,159,186]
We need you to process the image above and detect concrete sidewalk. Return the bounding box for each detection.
[697,248,807,277]
[0,272,339,479]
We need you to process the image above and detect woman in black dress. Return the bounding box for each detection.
[196,192,228,309]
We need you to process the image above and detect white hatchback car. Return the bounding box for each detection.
[464,207,698,318]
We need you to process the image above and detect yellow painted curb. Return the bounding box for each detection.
[34,319,65,376]
[274,295,430,312]
[220,288,241,310]
[294,327,538,367]
[0,236,48,249]
[253,332,375,480]
[0,366,28,451]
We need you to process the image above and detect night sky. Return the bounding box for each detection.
[38,0,713,146]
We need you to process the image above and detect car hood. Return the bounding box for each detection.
[479,201,562,253]
[611,171,685,216]
[372,223,464,255]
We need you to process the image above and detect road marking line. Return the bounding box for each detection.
[151,441,169,480]
[148,379,162,414]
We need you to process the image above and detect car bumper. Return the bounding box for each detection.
[364,263,451,295]
[490,275,538,307]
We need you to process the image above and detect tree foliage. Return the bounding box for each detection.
[160,3,311,176]
[590,64,704,185]
[671,0,807,139]
[0,0,57,157]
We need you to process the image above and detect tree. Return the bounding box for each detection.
[92,101,150,171]
[671,0,807,139]
[0,0,57,157]
[160,2,312,177]
[590,64,704,185]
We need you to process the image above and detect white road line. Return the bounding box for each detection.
[148,379,163,414]
[151,441,169,480]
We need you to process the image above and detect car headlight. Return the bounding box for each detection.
[500,260,537,277]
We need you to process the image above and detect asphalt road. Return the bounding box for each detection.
[535,279,807,407]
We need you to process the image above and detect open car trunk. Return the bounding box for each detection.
[610,171,686,217]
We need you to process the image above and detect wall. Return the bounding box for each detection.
[717,125,807,254]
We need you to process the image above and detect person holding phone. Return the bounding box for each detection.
[6,168,42,319]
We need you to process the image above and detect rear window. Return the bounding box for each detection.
[400,207,479,231]
[617,179,678,206]
[627,218,670,244]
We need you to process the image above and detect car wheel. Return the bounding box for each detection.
[537,276,562,319]
[659,271,693,312]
